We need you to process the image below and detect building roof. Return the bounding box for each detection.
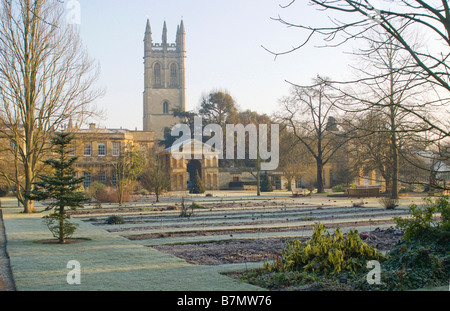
[164,138,221,158]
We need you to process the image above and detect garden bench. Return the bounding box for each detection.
[347,187,380,198]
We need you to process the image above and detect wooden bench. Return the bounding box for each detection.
[347,187,380,198]
[292,188,309,197]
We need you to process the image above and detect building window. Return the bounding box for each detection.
[99,172,106,184]
[112,142,120,156]
[163,101,169,114]
[170,63,178,86]
[83,172,91,188]
[154,63,161,86]
[112,172,117,186]
[98,142,106,156]
[84,143,91,156]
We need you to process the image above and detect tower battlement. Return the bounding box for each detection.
[143,19,186,140]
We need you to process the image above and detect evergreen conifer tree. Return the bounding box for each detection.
[260,171,273,192]
[30,132,87,244]
[189,171,205,194]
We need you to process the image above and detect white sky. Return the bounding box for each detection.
[75,0,356,130]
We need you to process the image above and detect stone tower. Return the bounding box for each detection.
[143,19,186,140]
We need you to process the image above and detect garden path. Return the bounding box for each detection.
[0,209,15,291]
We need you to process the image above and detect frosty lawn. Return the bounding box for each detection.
[2,202,262,291]
[1,193,424,291]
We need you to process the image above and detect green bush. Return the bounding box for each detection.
[0,183,10,197]
[189,172,205,194]
[379,239,449,290]
[190,202,204,209]
[394,195,449,242]
[229,181,244,188]
[260,172,273,192]
[268,223,383,275]
[105,215,125,225]
[43,213,78,241]
[359,195,450,290]
[331,184,346,193]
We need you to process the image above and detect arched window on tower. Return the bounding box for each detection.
[154,63,162,86]
[163,101,169,114]
[170,63,178,87]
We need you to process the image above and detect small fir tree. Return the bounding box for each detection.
[30,132,87,244]
[189,171,205,194]
[260,171,273,192]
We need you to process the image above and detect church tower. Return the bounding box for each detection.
[143,19,186,140]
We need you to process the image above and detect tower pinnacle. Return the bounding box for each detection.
[144,19,152,55]
[162,21,167,46]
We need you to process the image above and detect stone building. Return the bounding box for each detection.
[162,139,220,191]
[72,20,219,192]
[143,19,187,140]
[71,123,155,189]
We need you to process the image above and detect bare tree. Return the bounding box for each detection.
[275,77,348,193]
[335,31,435,198]
[113,144,145,206]
[0,0,102,213]
[278,126,315,191]
[138,146,169,203]
[266,0,450,137]
[234,109,273,196]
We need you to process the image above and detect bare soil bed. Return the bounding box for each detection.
[125,219,397,240]
[152,227,404,265]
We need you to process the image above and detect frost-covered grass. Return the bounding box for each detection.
[0,193,427,291]
[2,204,262,291]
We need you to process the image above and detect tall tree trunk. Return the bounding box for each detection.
[23,163,36,213]
[59,206,65,244]
[389,61,399,200]
[316,136,325,193]
[390,129,399,199]
[316,158,325,193]
[256,135,261,196]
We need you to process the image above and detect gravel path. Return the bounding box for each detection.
[0,209,16,291]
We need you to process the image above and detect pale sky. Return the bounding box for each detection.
[75,0,354,130]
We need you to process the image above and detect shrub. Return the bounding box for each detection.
[394,195,449,242]
[378,239,449,290]
[96,186,120,203]
[379,196,399,210]
[189,172,205,194]
[179,197,194,217]
[270,223,383,275]
[85,182,107,201]
[0,183,10,197]
[260,172,273,192]
[190,202,204,209]
[361,195,450,290]
[105,215,125,225]
[229,181,244,189]
[43,213,78,241]
[332,184,346,193]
